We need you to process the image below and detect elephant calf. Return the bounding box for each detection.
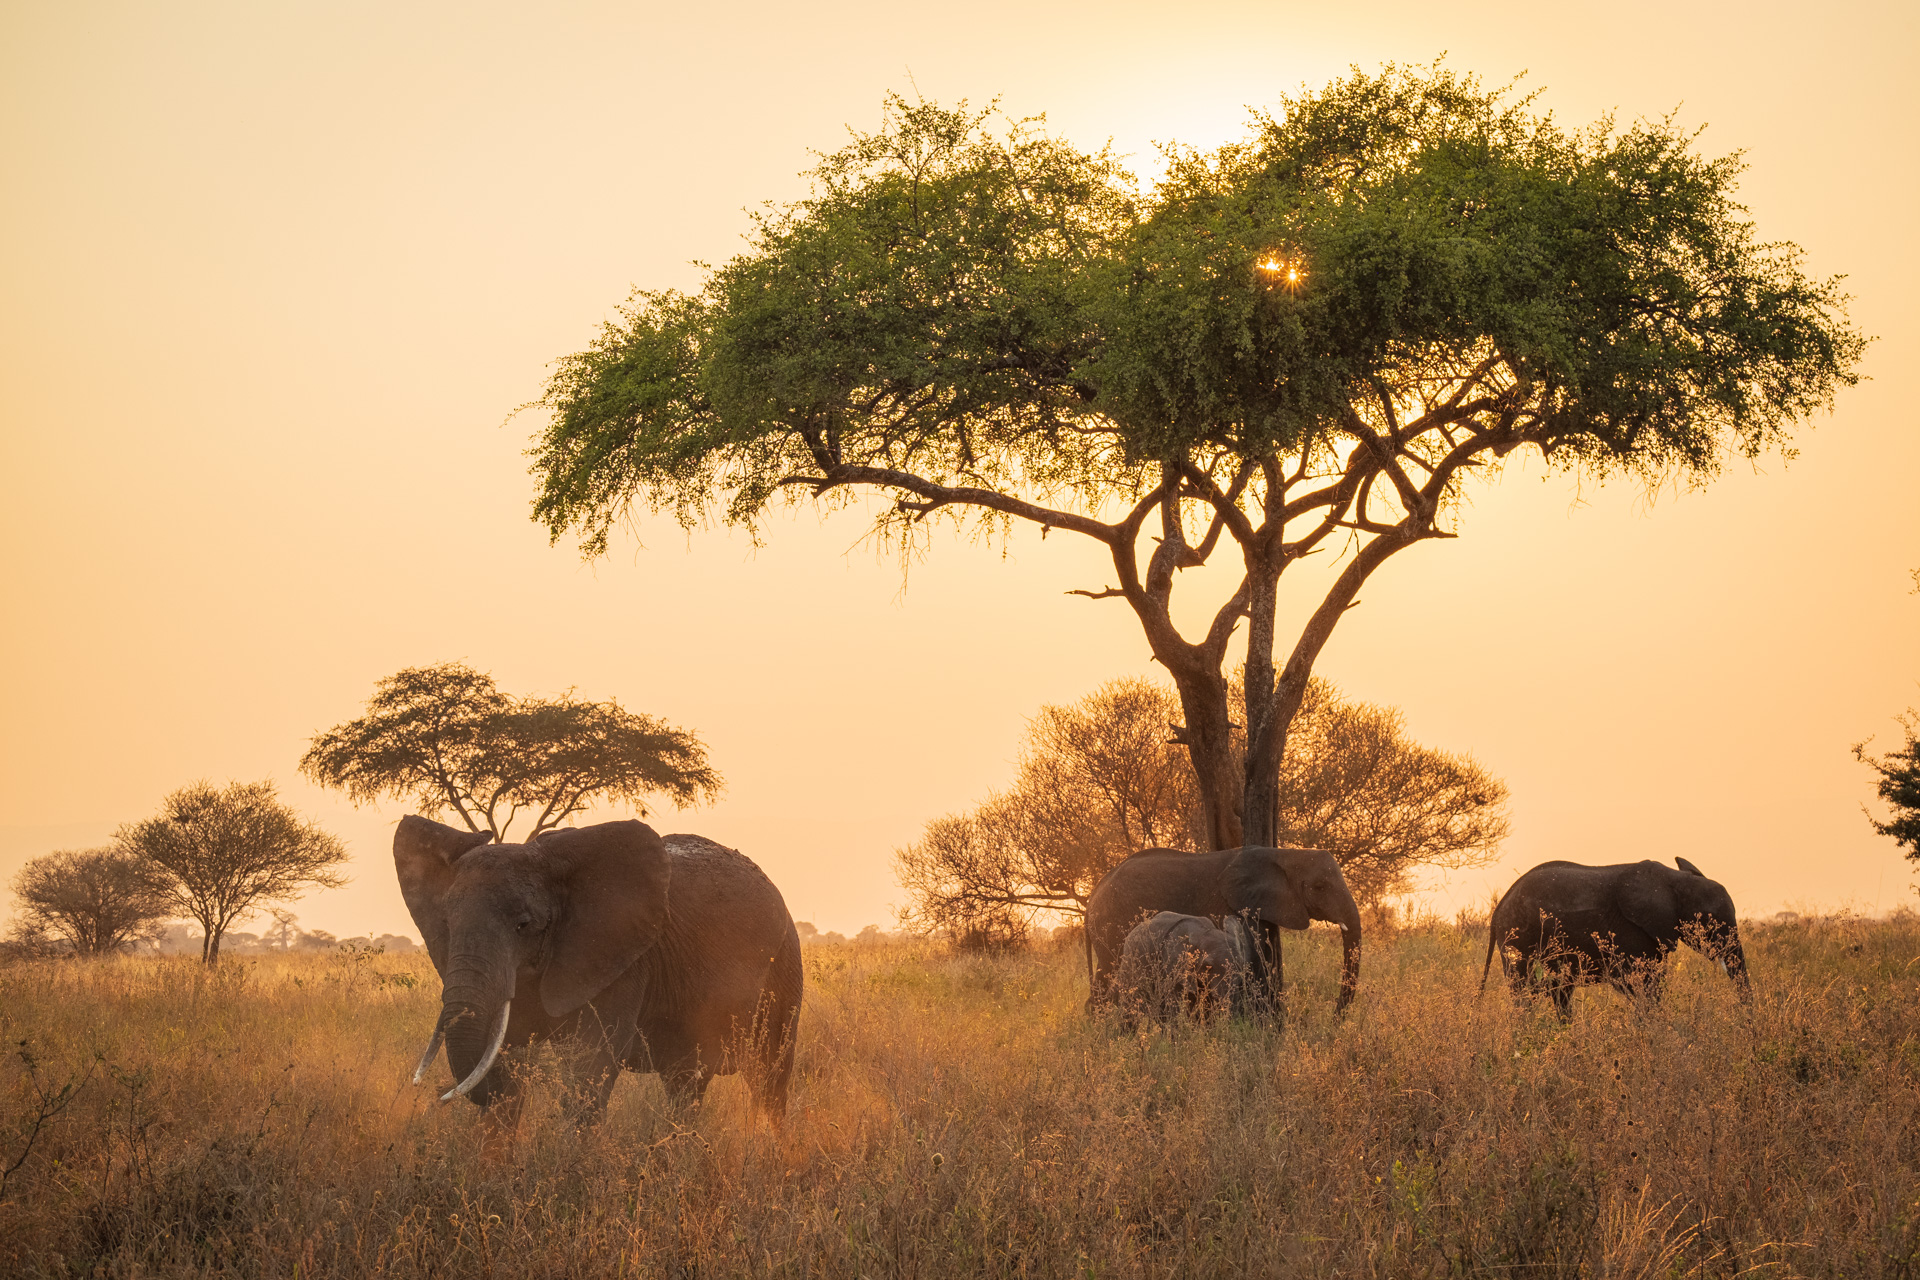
[1116,911,1250,1026]
[1483,856,1750,1020]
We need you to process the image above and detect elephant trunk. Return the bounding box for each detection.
[438,950,516,1104]
[441,997,510,1103]
[1723,930,1753,1002]
[1333,897,1362,1016]
[441,1001,511,1101]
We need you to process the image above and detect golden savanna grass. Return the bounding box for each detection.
[1,914,1917,1277]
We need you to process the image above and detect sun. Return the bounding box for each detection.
[1256,254,1305,292]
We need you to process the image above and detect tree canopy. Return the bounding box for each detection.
[894,674,1508,943]
[118,780,348,964]
[300,662,723,841]
[532,64,1864,849]
[1856,712,1920,861]
[8,847,172,956]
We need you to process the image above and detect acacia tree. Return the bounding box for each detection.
[8,847,172,956]
[119,780,348,964]
[1855,711,1920,861]
[532,65,1864,850]
[895,675,1507,937]
[300,662,723,840]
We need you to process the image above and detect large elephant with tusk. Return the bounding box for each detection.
[395,815,802,1126]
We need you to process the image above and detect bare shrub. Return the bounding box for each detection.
[898,676,1511,941]
[8,848,171,956]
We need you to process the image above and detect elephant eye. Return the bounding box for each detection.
[515,914,533,933]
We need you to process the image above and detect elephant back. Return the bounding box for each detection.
[1087,849,1235,967]
[658,835,796,942]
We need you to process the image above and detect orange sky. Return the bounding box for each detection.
[2,0,1915,941]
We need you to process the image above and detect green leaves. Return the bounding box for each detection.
[533,95,1142,544]
[525,67,1865,849]
[534,64,1864,556]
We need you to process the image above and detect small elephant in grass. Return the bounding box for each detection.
[1481,857,1751,1020]
[1115,911,1252,1026]
[396,816,802,1129]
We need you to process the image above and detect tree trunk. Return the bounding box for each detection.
[1240,549,1284,849]
[1166,661,1243,850]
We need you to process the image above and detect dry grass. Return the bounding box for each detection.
[2,914,1917,1277]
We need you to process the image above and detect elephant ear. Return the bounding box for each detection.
[393,815,494,979]
[1618,865,1684,951]
[535,820,672,1018]
[1675,857,1706,877]
[1223,848,1310,930]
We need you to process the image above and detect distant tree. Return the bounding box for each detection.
[1856,711,1920,861]
[0,920,62,962]
[895,675,1508,936]
[1272,681,1508,904]
[266,908,300,952]
[895,679,1192,940]
[118,780,349,964]
[300,662,722,841]
[531,65,1864,858]
[8,847,172,956]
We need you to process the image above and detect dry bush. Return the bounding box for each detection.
[1,917,1917,1277]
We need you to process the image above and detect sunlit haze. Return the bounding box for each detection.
[2,0,1914,942]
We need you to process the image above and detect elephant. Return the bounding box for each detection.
[1481,857,1750,1020]
[1085,846,1362,1018]
[395,815,803,1129]
[1116,911,1250,1026]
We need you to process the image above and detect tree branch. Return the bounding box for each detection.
[779,463,1124,544]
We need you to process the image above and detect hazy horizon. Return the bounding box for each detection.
[3,0,1915,942]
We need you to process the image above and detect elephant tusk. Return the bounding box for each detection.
[440,1000,511,1103]
[410,1014,448,1085]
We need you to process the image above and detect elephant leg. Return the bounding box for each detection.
[560,1044,626,1127]
[1621,959,1668,1008]
[1548,966,1575,1022]
[1190,973,1215,1024]
[1244,922,1283,1023]
[1086,957,1120,1016]
[559,1002,641,1127]
[746,1009,799,1125]
[1505,948,1533,1005]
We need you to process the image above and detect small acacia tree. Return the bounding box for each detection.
[118,780,349,964]
[895,675,1507,938]
[1856,711,1920,861]
[8,847,172,956]
[532,64,1863,856]
[300,662,723,841]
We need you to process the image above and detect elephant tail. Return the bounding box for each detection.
[1082,910,1094,988]
[1479,917,1498,994]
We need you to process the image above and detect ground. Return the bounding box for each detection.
[1,913,1916,1277]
